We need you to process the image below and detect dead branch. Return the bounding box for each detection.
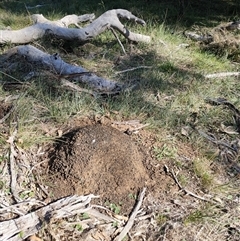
[113,187,146,241]
[7,128,22,203]
[115,66,152,74]
[0,194,98,241]
[184,20,240,62]
[0,45,122,92]
[110,27,126,55]
[197,129,237,151]
[205,97,240,133]
[165,165,213,203]
[0,9,150,45]
[112,120,150,134]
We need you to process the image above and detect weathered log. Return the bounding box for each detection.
[1,45,123,92]
[0,9,151,44]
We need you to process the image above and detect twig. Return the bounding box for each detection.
[194,226,204,241]
[197,129,236,151]
[0,70,24,84]
[60,78,97,97]
[116,66,152,74]
[7,128,22,203]
[112,120,150,132]
[165,165,213,203]
[205,97,240,133]
[26,4,49,10]
[113,187,146,241]
[110,27,126,55]
[205,72,240,79]
[160,222,173,241]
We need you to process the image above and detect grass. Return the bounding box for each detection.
[1,0,240,240]
[193,157,214,189]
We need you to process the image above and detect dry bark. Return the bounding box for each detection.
[0,9,151,44]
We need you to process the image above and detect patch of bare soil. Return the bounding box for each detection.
[43,124,151,214]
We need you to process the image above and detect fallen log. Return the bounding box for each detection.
[0,9,151,44]
[1,45,123,92]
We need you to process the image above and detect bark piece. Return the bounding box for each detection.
[0,9,151,44]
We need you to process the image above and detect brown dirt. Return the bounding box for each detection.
[35,117,211,240]
[37,116,201,217]
[5,114,237,240]
[44,123,152,214]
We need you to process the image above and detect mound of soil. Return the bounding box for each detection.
[47,124,150,213]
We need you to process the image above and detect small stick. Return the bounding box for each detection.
[197,129,236,151]
[205,72,240,79]
[60,78,97,97]
[0,70,24,83]
[113,187,146,241]
[7,128,22,203]
[116,66,152,74]
[110,27,126,55]
[165,165,213,203]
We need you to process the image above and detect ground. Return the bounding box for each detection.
[28,114,213,240]
[1,99,239,240]
[1,2,240,239]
